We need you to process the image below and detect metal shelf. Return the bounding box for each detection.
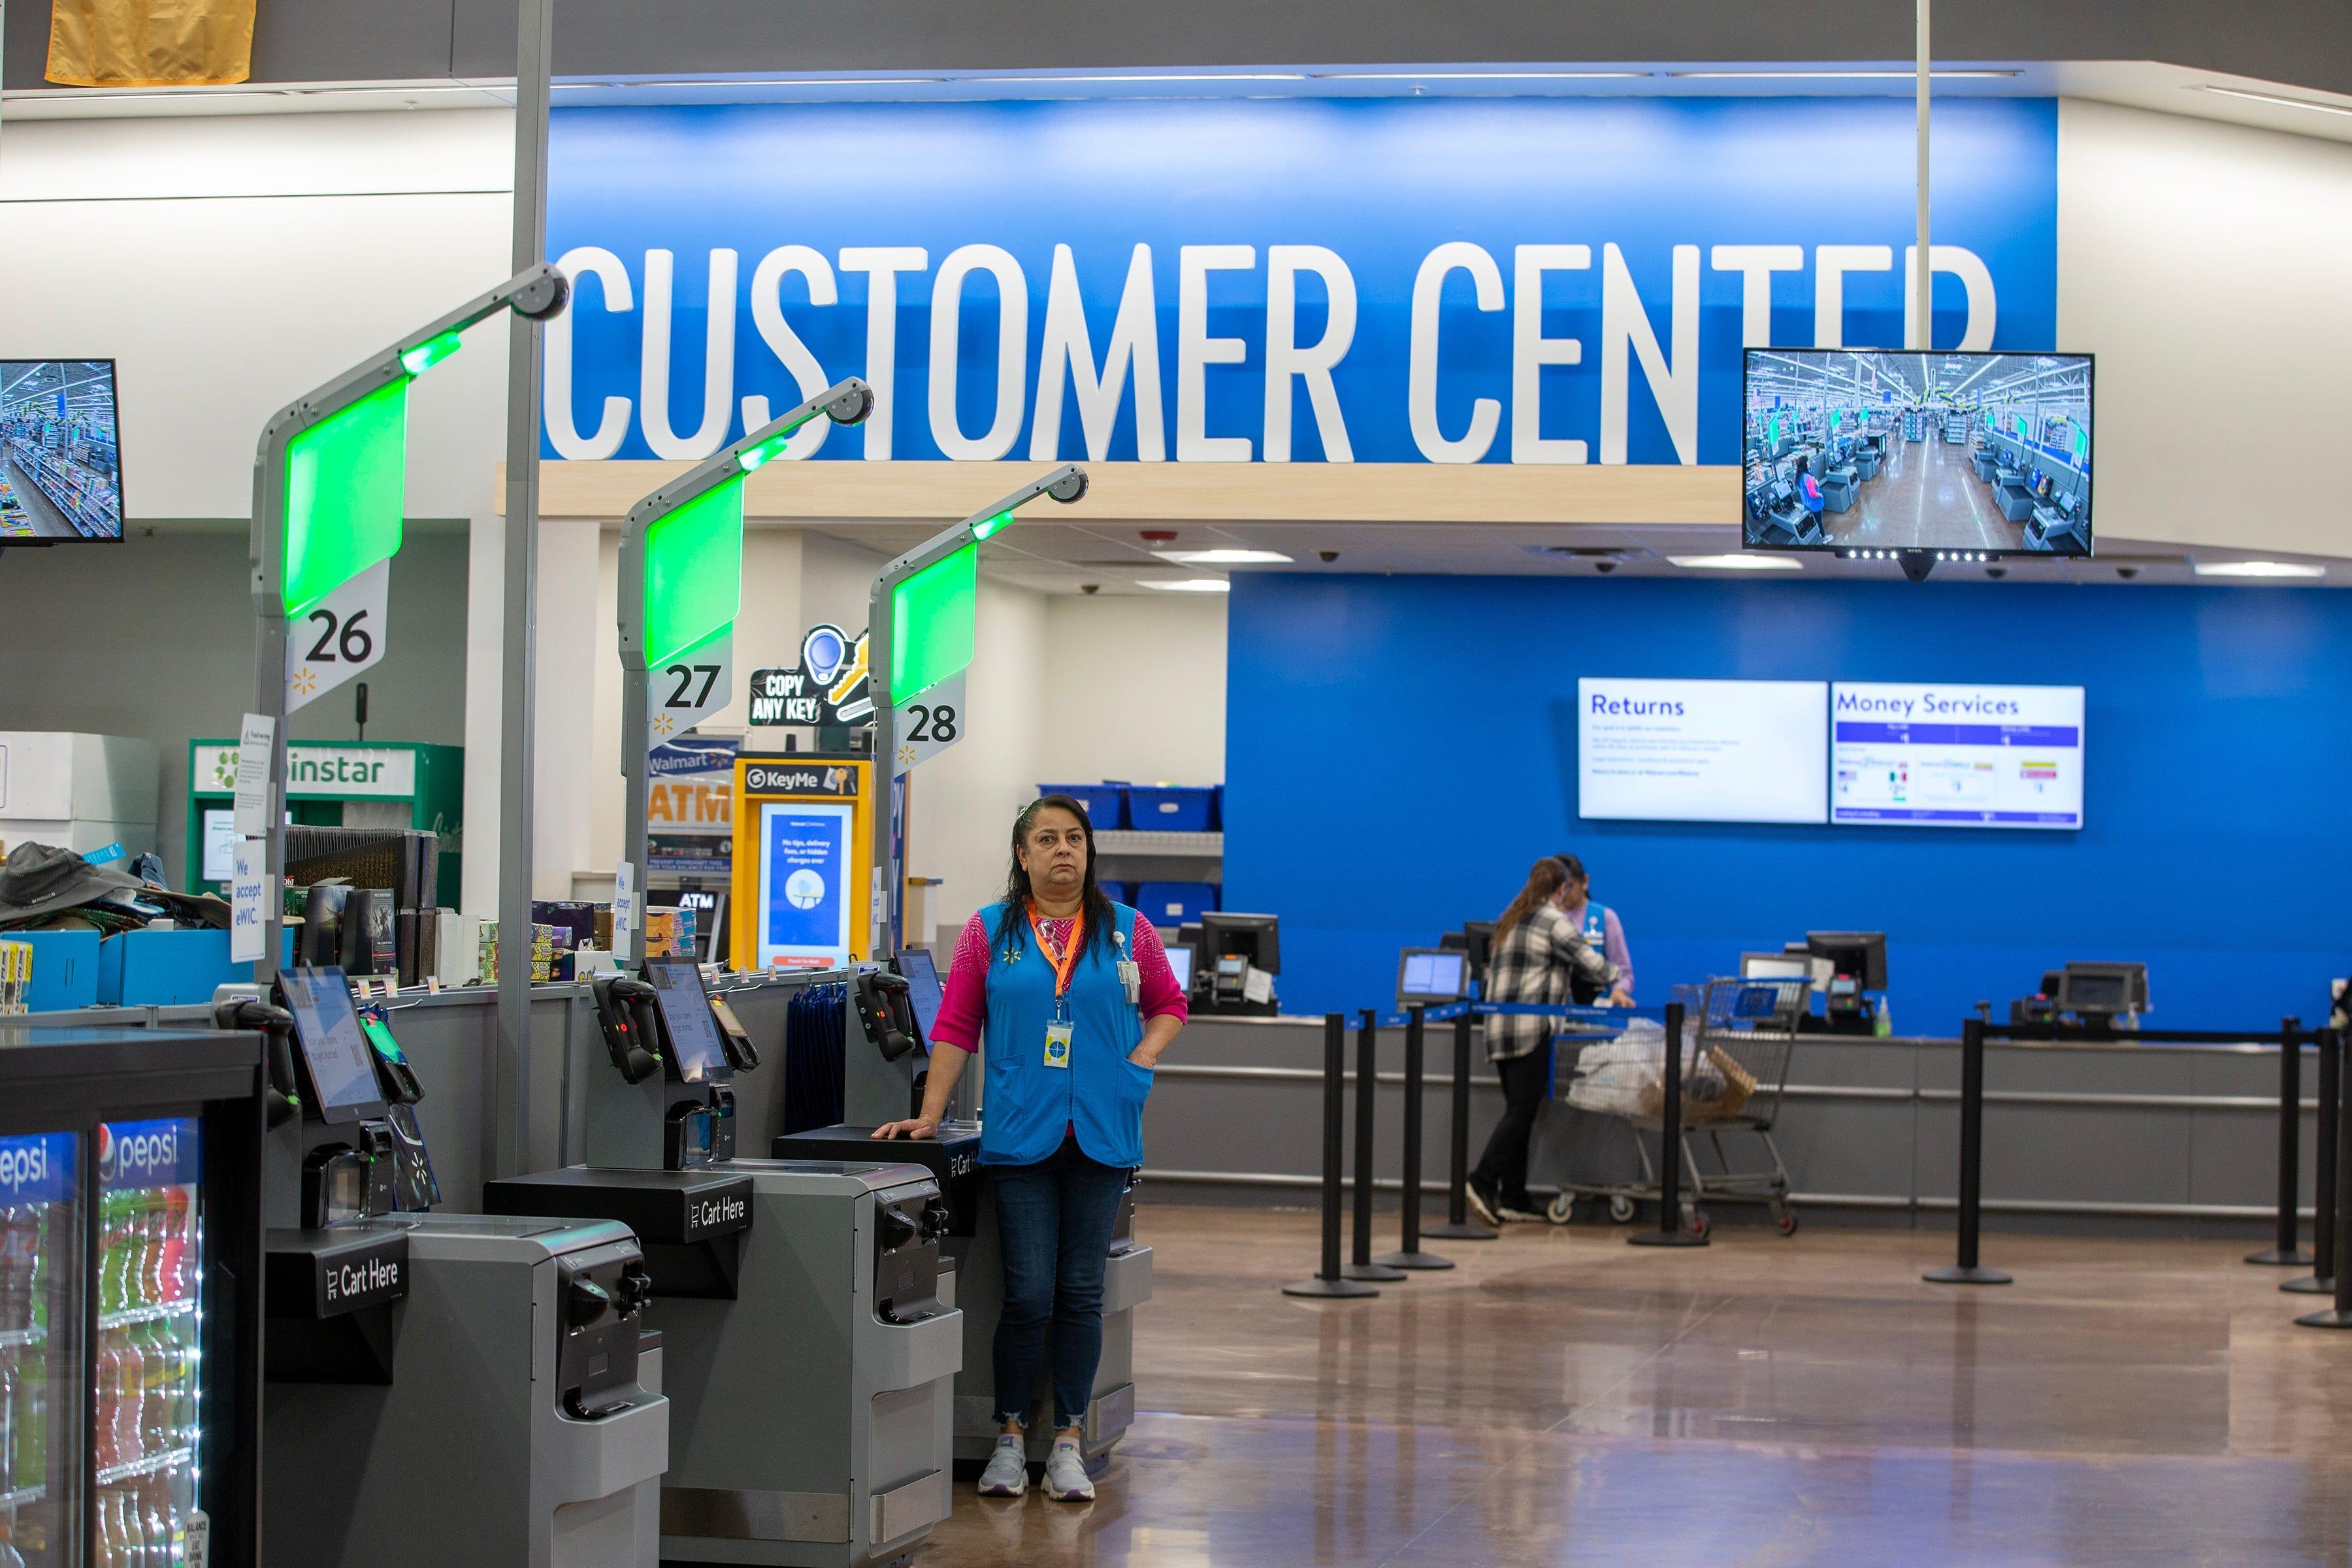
[0,1482,44,1509]
[96,1444,193,1487]
[1094,831,1222,857]
[97,1298,194,1331]
[0,1326,44,1351]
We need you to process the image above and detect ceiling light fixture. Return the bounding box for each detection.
[1137,577,1233,592]
[1667,69,2021,80]
[1669,553,1804,571]
[1313,71,1652,81]
[1152,548,1294,565]
[2195,85,2352,119]
[2192,560,2327,578]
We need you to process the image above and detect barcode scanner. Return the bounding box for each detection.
[592,973,664,1084]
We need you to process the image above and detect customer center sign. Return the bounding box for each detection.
[546,97,2055,468]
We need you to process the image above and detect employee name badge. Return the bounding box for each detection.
[1043,1020,1073,1070]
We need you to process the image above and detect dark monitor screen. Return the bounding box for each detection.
[1397,948,1468,1003]
[645,957,728,1084]
[1200,912,1281,975]
[892,947,944,1043]
[280,966,387,1124]
[1742,350,2093,557]
[0,360,122,542]
[1806,931,1888,990]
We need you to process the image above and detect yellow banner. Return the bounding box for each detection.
[46,0,257,87]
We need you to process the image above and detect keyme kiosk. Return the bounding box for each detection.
[254,967,669,1568]
[487,958,961,1568]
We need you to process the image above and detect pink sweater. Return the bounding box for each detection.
[931,907,1188,1052]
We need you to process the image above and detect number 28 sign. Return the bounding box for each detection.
[893,669,966,778]
[285,559,387,715]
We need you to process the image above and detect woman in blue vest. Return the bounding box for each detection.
[875,794,1188,1502]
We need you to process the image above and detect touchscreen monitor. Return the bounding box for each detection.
[280,966,388,1123]
[645,956,729,1084]
[893,947,943,1043]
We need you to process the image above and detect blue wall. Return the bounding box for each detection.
[1225,574,2352,1031]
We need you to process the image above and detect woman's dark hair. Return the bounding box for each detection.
[989,794,1117,958]
[1494,857,1569,944]
[1794,453,1810,475]
[1551,853,1588,889]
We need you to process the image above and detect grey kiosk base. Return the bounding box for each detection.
[486,966,962,1568]
[253,976,670,1568]
[772,962,1154,1480]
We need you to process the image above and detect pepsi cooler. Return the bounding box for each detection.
[0,1024,267,1568]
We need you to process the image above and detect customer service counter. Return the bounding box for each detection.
[1149,1015,2320,1234]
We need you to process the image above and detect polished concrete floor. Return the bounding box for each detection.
[924,1205,2352,1565]
[1823,434,2024,552]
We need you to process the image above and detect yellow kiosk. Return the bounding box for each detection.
[728,753,878,972]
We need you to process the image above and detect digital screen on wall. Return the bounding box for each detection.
[1741,350,2091,557]
[1578,678,1829,825]
[757,801,853,970]
[0,361,123,542]
[1831,683,2085,829]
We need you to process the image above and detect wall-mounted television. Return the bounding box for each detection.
[0,360,123,542]
[1742,350,2091,558]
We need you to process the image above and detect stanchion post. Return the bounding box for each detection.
[2287,1026,2339,1295]
[2249,1017,2313,1265]
[2296,1025,2352,1328]
[1343,1009,1407,1282]
[1630,999,1707,1249]
[1925,1014,2012,1284]
[1285,1013,1379,1298]
[1379,1005,1454,1270]
[1426,1009,1496,1242]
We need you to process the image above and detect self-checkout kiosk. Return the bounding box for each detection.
[485,380,962,1568]
[246,966,669,1567]
[771,952,1154,1478]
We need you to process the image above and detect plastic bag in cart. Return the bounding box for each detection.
[1565,1016,1755,1122]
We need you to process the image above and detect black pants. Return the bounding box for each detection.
[1471,1047,1552,1210]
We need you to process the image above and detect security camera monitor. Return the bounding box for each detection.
[280,966,389,1124]
[1805,932,1888,992]
[1200,912,1281,975]
[1742,350,2092,557]
[1397,947,1469,1007]
[645,956,729,1084]
[0,360,123,542]
[890,946,945,1042]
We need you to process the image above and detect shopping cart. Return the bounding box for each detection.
[1547,975,1812,1237]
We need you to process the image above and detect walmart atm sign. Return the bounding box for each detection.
[546,96,2056,468]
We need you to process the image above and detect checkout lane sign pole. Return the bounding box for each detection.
[245,265,571,981]
[864,464,1089,960]
[614,378,874,968]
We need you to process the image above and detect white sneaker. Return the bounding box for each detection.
[1467,1182,1502,1228]
[977,1435,1028,1498]
[1499,1203,1547,1224]
[1043,1437,1094,1502]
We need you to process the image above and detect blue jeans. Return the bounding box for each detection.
[990,1134,1129,1431]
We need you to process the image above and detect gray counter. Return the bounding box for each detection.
[1143,1015,2324,1237]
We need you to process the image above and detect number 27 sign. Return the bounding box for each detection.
[286,559,387,715]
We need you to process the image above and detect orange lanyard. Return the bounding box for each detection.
[1026,902,1085,999]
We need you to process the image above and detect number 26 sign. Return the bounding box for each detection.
[285,559,387,715]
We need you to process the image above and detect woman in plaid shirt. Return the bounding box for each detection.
[1468,857,1623,1226]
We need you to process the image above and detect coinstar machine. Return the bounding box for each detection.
[250,966,669,1567]
[773,953,1154,1478]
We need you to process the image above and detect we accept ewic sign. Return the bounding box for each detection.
[543,96,2056,470]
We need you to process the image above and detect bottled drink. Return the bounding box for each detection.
[0,1510,29,1568]
[12,1351,41,1493]
[99,1192,131,1316]
[92,1331,120,1470]
[166,1317,197,1450]
[22,1207,42,1337]
[103,1329,142,1471]
[97,1487,127,1568]
[138,1191,167,1311]
[140,1480,175,1568]
[159,1189,191,1303]
[0,1350,14,1499]
[116,1486,150,1565]
[134,1321,171,1456]
[0,1206,24,1332]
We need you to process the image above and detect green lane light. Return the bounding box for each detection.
[642,476,746,668]
[399,329,465,378]
[892,542,976,703]
[970,510,1011,542]
[282,378,409,617]
[736,428,798,474]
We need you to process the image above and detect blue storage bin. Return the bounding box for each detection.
[97,928,284,1006]
[1135,881,1218,928]
[1127,786,1217,832]
[1039,783,1127,828]
[16,930,101,1012]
